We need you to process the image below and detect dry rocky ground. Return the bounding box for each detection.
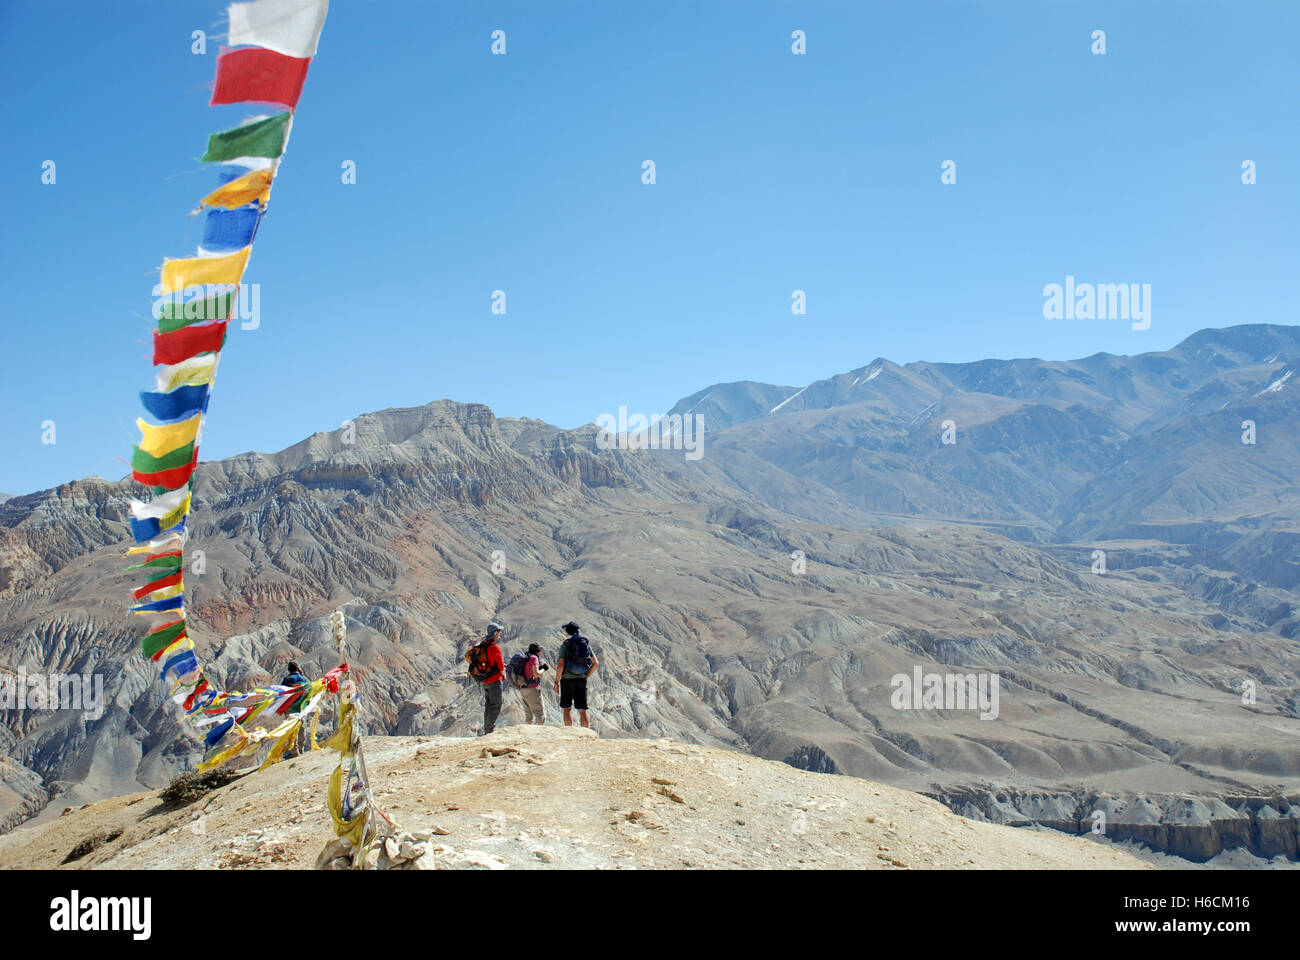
[0,726,1146,870]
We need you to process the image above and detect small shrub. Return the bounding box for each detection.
[62,829,123,864]
[158,768,239,806]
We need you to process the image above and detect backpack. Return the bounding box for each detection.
[465,643,495,682]
[563,636,592,676]
[506,652,532,688]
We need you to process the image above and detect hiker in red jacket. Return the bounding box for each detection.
[468,622,506,735]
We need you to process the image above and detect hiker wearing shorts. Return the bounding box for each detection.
[554,621,598,728]
[507,643,548,724]
[467,622,506,735]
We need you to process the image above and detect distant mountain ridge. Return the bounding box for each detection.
[671,324,1300,431]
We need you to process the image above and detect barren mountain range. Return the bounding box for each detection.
[1,323,1298,862]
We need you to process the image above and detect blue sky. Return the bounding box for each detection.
[1,0,1296,496]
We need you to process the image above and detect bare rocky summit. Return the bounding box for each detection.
[0,726,1148,870]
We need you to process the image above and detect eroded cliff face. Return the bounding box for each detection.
[931,787,1300,862]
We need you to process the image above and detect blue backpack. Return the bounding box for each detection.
[564,636,592,676]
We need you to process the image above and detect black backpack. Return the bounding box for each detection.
[563,636,592,676]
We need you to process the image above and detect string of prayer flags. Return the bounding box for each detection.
[126,0,331,803]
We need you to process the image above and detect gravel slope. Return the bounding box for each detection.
[0,726,1148,870]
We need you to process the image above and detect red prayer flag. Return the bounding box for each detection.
[183,678,209,712]
[133,570,183,600]
[133,458,198,490]
[211,47,311,110]
[153,322,226,366]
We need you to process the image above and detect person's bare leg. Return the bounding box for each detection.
[563,707,573,726]
[578,709,590,728]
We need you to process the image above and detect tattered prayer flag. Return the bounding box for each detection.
[130,485,191,520]
[201,167,275,210]
[227,0,329,58]
[200,112,292,163]
[184,678,211,712]
[159,497,191,532]
[204,718,236,747]
[141,564,182,588]
[126,529,186,556]
[155,355,218,392]
[132,441,195,474]
[134,459,197,491]
[212,47,311,110]
[142,620,187,655]
[136,414,202,458]
[161,650,199,684]
[201,205,262,252]
[132,594,185,614]
[141,384,211,423]
[130,509,189,543]
[134,571,183,601]
[155,636,194,666]
[153,323,227,366]
[125,553,183,573]
[160,247,250,295]
[156,288,235,333]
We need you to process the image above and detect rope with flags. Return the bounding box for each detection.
[124,0,392,866]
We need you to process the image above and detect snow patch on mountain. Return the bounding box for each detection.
[769,386,807,415]
[1258,370,1293,395]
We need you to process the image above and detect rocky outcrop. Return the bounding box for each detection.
[931,787,1300,862]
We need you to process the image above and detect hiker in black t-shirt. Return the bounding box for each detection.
[553,621,598,728]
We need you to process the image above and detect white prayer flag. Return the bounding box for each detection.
[228,0,329,59]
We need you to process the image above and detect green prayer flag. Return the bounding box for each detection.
[157,291,235,333]
[201,112,291,163]
[142,620,187,660]
[132,442,195,473]
[125,554,182,572]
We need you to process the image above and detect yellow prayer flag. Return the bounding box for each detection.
[259,720,302,771]
[160,247,251,295]
[136,414,202,457]
[157,495,192,533]
[140,583,184,604]
[157,636,194,660]
[198,730,253,771]
[200,167,275,210]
